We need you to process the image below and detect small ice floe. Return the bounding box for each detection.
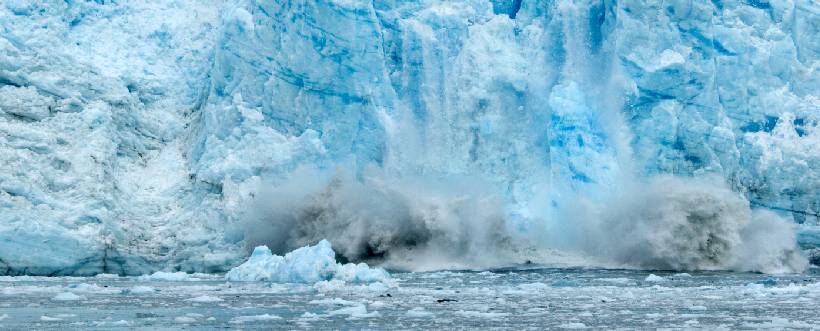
[229,314,282,324]
[127,286,156,294]
[598,278,633,285]
[314,279,393,293]
[0,276,36,282]
[67,283,119,295]
[328,304,380,318]
[673,273,692,278]
[644,274,667,282]
[298,312,321,322]
[226,240,391,285]
[174,313,206,323]
[688,305,708,311]
[419,271,458,279]
[309,297,357,306]
[369,300,387,309]
[743,317,814,329]
[174,316,197,323]
[186,295,223,303]
[52,292,85,301]
[0,313,8,321]
[94,273,120,279]
[503,282,549,295]
[406,307,433,317]
[137,271,206,282]
[40,315,62,321]
[454,310,509,319]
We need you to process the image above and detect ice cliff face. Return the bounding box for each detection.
[0,0,817,275]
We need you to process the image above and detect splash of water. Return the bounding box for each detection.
[239,0,807,273]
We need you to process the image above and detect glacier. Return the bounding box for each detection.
[0,0,817,275]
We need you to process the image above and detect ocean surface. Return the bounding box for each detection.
[1,268,818,329]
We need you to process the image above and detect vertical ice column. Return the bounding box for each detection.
[547,82,619,198]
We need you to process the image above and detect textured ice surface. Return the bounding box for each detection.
[0,0,818,275]
[225,240,391,284]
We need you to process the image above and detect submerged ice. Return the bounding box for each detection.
[0,0,817,275]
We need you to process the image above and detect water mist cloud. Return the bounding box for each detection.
[567,175,807,273]
[243,166,521,271]
[242,167,806,274]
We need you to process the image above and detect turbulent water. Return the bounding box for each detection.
[0,0,819,276]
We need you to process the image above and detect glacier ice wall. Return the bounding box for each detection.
[0,0,817,275]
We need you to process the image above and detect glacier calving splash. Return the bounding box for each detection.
[0,0,817,275]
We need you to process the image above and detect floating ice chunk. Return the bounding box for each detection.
[558,322,587,329]
[369,300,387,309]
[644,274,666,282]
[0,276,37,282]
[52,292,84,301]
[128,286,156,294]
[308,297,358,306]
[406,307,434,317]
[0,314,7,321]
[67,283,119,295]
[327,304,380,318]
[230,314,282,324]
[40,315,62,322]
[743,318,814,329]
[598,278,633,285]
[226,240,390,284]
[174,316,197,323]
[455,310,509,319]
[299,312,321,321]
[186,295,223,303]
[94,274,120,279]
[137,271,204,281]
[313,280,347,293]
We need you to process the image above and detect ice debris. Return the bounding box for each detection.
[225,240,391,284]
[52,292,85,301]
[644,274,667,282]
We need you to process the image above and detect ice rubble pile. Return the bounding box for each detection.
[0,0,817,275]
[225,240,390,284]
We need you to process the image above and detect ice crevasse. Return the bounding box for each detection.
[0,0,817,275]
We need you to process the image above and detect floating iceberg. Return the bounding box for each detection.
[225,240,391,284]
